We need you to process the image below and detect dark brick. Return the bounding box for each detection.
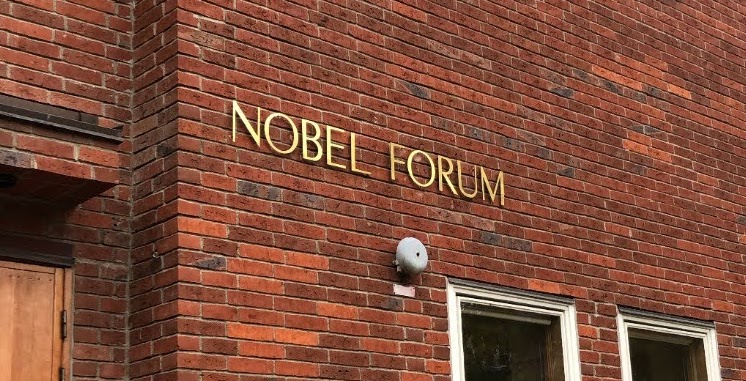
[502,237,533,252]
[156,141,177,158]
[502,137,524,151]
[630,124,662,135]
[380,297,403,311]
[0,149,34,168]
[536,147,552,159]
[629,90,647,103]
[627,163,646,175]
[194,256,227,270]
[602,80,621,94]
[557,167,575,177]
[478,232,502,245]
[721,368,738,379]
[401,81,430,99]
[237,180,282,200]
[550,87,574,98]
[466,126,484,140]
[643,85,664,98]
[573,68,589,81]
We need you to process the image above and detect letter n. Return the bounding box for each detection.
[232,100,262,145]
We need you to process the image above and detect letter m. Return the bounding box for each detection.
[481,168,505,206]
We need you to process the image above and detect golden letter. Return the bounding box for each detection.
[457,160,478,199]
[481,167,505,206]
[437,155,458,195]
[407,150,436,188]
[264,112,299,154]
[326,125,346,169]
[350,133,371,175]
[389,143,406,180]
[301,119,323,162]
[232,100,261,144]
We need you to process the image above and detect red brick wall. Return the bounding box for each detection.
[163,1,746,380]
[0,0,132,126]
[128,0,182,379]
[3,0,746,381]
[0,1,132,380]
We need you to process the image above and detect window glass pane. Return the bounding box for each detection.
[461,304,563,381]
[628,329,707,381]
[630,337,688,381]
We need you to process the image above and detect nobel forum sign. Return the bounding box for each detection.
[232,101,505,206]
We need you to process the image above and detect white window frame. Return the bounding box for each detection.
[617,307,721,381]
[447,279,582,381]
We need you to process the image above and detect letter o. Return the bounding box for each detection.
[407,150,436,188]
[264,112,299,154]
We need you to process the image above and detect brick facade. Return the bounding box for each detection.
[1,1,132,380]
[1,0,745,380]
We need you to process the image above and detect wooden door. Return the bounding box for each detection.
[0,261,71,381]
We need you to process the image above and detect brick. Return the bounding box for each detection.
[57,2,106,24]
[667,83,692,99]
[201,338,238,355]
[275,328,319,346]
[0,15,53,41]
[10,3,64,28]
[274,265,318,283]
[177,217,227,237]
[361,338,398,354]
[78,146,120,167]
[0,77,50,100]
[226,357,272,373]
[275,361,320,377]
[238,341,285,358]
[286,251,329,269]
[177,353,226,370]
[226,323,272,340]
[54,29,106,55]
[8,34,62,59]
[73,343,112,361]
[202,271,237,288]
[0,46,49,70]
[317,302,359,319]
[35,156,92,178]
[51,61,104,85]
[52,92,104,114]
[0,149,35,168]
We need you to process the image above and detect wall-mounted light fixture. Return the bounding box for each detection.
[394,237,428,276]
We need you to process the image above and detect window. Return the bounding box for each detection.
[617,307,721,381]
[447,280,582,381]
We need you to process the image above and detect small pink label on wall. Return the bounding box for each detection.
[393,284,416,298]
